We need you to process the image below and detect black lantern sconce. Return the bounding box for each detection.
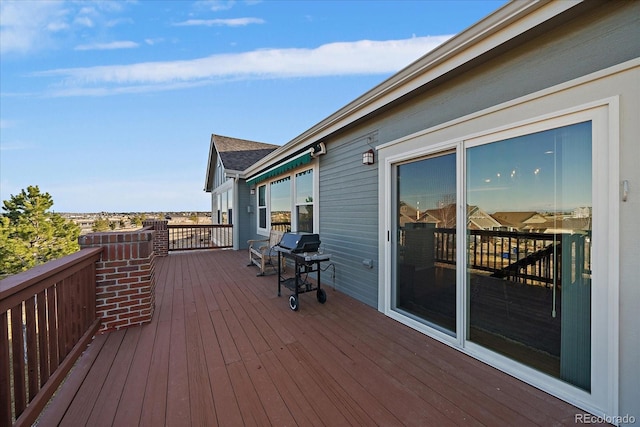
[362,149,375,165]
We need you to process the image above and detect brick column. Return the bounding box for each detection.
[143,219,168,256]
[79,229,156,331]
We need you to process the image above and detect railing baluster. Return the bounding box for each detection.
[1,248,102,425]
[24,297,38,402]
[10,304,26,418]
[167,224,233,251]
[36,290,49,386]
[0,312,11,427]
[47,285,59,373]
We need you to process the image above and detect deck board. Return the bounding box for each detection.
[86,326,140,427]
[38,249,593,426]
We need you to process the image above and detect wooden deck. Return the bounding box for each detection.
[37,249,589,426]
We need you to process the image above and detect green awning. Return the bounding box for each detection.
[246,152,312,186]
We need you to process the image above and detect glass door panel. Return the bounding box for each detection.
[393,152,457,336]
[466,121,592,391]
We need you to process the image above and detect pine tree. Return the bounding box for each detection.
[92,217,111,232]
[0,185,81,277]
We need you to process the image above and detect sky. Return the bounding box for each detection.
[1,0,506,213]
[399,122,592,215]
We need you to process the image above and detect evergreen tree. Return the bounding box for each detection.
[91,217,111,232]
[0,185,81,277]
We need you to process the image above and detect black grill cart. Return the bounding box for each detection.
[274,233,330,311]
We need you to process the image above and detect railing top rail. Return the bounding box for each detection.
[0,246,103,302]
[437,227,587,240]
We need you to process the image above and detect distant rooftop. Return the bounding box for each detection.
[212,134,279,172]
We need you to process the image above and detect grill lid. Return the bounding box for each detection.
[278,232,321,253]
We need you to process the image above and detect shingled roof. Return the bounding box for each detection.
[212,134,279,172]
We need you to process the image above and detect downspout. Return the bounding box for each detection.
[233,174,240,250]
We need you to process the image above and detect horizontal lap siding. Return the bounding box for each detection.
[237,182,253,249]
[319,133,379,307]
[375,1,640,146]
[316,2,640,309]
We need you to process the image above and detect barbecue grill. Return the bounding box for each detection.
[276,232,321,254]
[274,232,331,311]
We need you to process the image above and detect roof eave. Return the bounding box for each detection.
[203,135,218,192]
[243,0,581,177]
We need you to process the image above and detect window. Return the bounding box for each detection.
[258,185,267,231]
[216,189,233,225]
[256,167,316,233]
[295,170,314,232]
[213,185,233,225]
[270,177,291,232]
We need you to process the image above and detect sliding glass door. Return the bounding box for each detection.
[392,151,457,337]
[466,121,592,391]
[386,102,614,413]
[390,123,593,387]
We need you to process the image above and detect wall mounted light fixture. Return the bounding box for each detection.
[362,149,375,165]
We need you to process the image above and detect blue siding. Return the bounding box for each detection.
[319,132,379,307]
[236,180,254,250]
[314,1,639,309]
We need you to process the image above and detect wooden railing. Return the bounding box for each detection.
[432,228,591,287]
[168,224,233,251]
[0,247,103,427]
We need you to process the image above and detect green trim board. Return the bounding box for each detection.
[246,152,312,186]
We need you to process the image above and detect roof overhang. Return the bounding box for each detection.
[246,150,313,187]
[242,0,582,177]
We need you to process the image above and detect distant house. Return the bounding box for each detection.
[399,201,439,227]
[541,216,592,235]
[468,206,503,231]
[423,204,501,230]
[422,204,457,228]
[205,1,639,420]
[204,134,278,248]
[491,211,548,232]
[395,203,501,230]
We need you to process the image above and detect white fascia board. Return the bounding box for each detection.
[243,0,581,177]
[204,136,217,192]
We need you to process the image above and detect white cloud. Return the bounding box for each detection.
[47,21,70,32]
[0,0,130,54]
[194,0,237,12]
[34,35,452,96]
[144,38,164,46]
[74,41,139,51]
[0,1,66,54]
[0,140,35,152]
[73,15,94,28]
[173,17,265,27]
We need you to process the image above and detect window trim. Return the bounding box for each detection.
[256,163,318,236]
[257,184,267,233]
[212,179,233,225]
[294,169,314,233]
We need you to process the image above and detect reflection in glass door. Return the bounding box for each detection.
[466,122,592,391]
[393,152,457,336]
